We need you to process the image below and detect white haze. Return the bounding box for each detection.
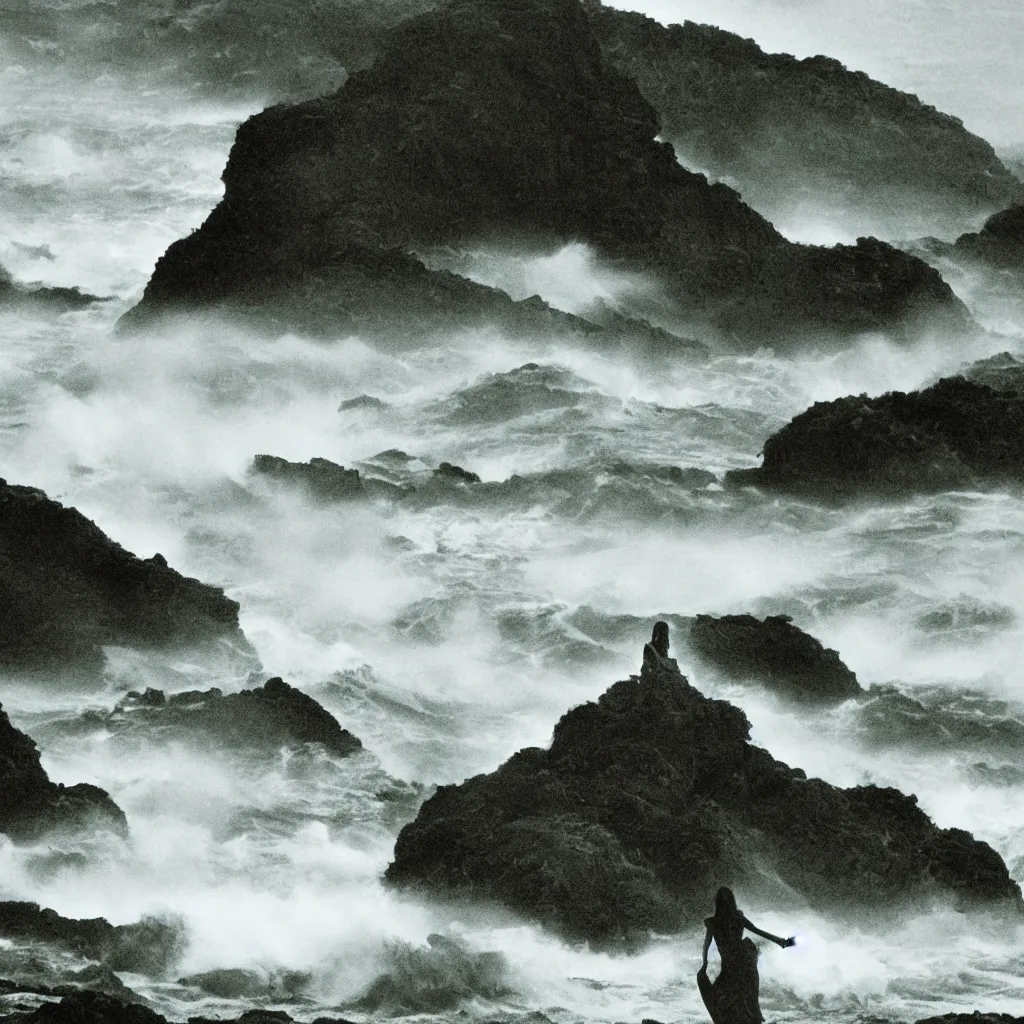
[0,7,1023,1024]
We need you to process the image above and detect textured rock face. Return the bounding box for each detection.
[584,3,1023,237]
[688,613,862,704]
[250,455,366,502]
[0,479,244,670]
[122,0,971,349]
[101,678,363,758]
[0,904,184,976]
[386,647,1021,945]
[727,376,1024,497]
[0,708,126,841]
[952,204,1024,270]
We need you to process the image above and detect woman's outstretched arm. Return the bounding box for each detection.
[701,926,713,970]
[742,916,795,947]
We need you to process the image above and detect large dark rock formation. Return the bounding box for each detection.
[386,638,1021,945]
[583,3,1023,238]
[0,706,126,841]
[0,479,245,670]
[121,0,971,350]
[0,904,183,976]
[78,678,362,758]
[688,613,862,704]
[727,375,1024,497]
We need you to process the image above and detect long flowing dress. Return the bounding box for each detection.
[697,912,764,1024]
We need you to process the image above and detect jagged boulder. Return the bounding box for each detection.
[386,640,1021,945]
[0,262,107,314]
[0,479,245,670]
[583,3,1023,237]
[80,677,362,758]
[0,903,183,975]
[249,455,365,502]
[0,707,126,841]
[121,0,970,350]
[726,376,1024,497]
[951,204,1024,271]
[688,613,862,704]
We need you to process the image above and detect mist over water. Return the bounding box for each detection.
[2,6,1024,1024]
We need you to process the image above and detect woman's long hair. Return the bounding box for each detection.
[714,886,741,930]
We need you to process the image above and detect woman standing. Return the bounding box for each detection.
[697,887,795,1024]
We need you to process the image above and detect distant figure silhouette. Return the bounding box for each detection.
[651,620,670,657]
[697,887,795,1024]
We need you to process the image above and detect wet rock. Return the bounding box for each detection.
[726,376,1024,497]
[951,204,1024,271]
[121,0,970,350]
[0,707,126,841]
[354,934,510,1014]
[962,351,1024,397]
[249,454,365,503]
[0,479,245,671]
[915,1016,1024,1024]
[0,992,165,1023]
[387,639,1022,945]
[584,3,1023,238]
[687,613,862,704]
[178,967,310,1000]
[433,463,481,485]
[0,263,109,314]
[69,678,362,759]
[338,394,387,412]
[0,904,185,975]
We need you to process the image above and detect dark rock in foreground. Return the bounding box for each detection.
[584,3,1023,238]
[0,479,245,671]
[249,455,365,502]
[0,903,184,975]
[0,990,361,1023]
[122,0,971,350]
[688,613,862,704]
[386,638,1021,945]
[726,376,1024,497]
[0,707,126,841]
[88,677,362,758]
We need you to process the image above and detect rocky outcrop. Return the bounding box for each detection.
[950,204,1024,271]
[0,263,107,314]
[77,678,362,758]
[249,455,365,502]
[0,904,184,976]
[726,376,1024,497]
[688,613,862,704]
[386,634,1021,945]
[121,0,971,351]
[0,479,245,670]
[0,991,366,1024]
[0,707,126,841]
[584,3,1023,238]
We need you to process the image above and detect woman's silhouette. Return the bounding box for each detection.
[697,887,795,1024]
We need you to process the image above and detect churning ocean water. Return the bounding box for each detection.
[1,3,1024,1023]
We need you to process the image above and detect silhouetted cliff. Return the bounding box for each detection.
[584,2,1023,238]
[122,0,971,350]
